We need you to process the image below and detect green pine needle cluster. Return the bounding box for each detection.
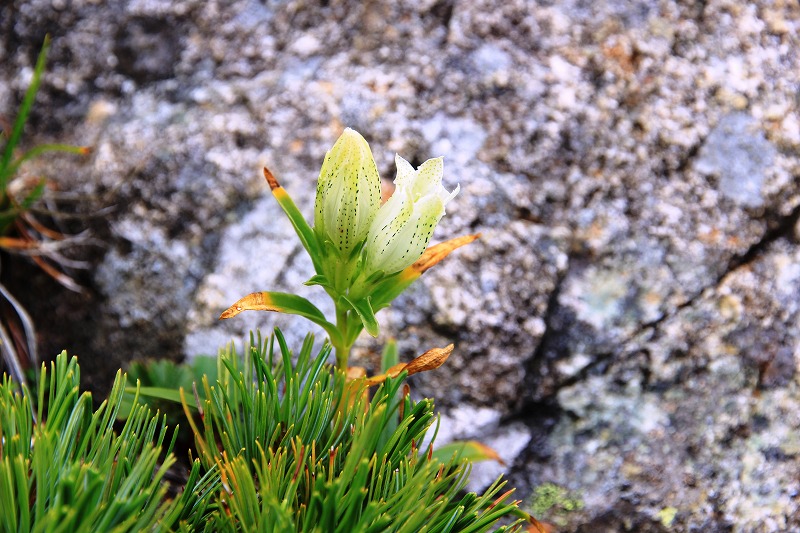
[185,331,523,532]
[0,352,216,533]
[1,331,527,532]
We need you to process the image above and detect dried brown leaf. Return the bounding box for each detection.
[220,292,278,319]
[263,167,280,190]
[527,516,559,533]
[363,345,454,386]
[346,366,366,381]
[404,344,453,375]
[409,234,480,275]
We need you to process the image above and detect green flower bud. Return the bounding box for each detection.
[314,128,381,256]
[364,155,459,275]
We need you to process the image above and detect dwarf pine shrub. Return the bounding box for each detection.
[181,330,523,532]
[0,352,216,532]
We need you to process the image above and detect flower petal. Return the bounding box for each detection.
[362,153,458,275]
[393,154,416,187]
[411,157,444,198]
[314,128,381,255]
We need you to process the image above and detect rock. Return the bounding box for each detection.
[2,0,799,530]
[695,113,776,208]
[510,238,800,531]
[113,16,183,83]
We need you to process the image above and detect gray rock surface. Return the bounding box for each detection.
[2,0,799,530]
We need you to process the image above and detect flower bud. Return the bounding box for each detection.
[364,155,459,275]
[314,128,381,255]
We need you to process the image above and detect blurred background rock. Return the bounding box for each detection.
[1,1,799,530]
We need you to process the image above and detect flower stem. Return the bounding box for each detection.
[333,302,351,370]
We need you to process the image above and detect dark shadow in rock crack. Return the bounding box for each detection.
[114,16,184,84]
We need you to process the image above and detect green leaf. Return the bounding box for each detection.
[370,235,480,311]
[431,440,504,465]
[189,355,219,381]
[343,295,379,337]
[18,178,46,210]
[178,330,523,532]
[264,167,323,273]
[126,385,198,408]
[369,271,414,311]
[221,291,343,346]
[380,338,399,373]
[0,351,190,532]
[0,34,87,218]
[1,36,50,189]
[304,273,334,290]
[3,144,88,183]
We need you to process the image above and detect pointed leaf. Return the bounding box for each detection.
[220,291,343,346]
[431,440,504,465]
[410,233,480,275]
[371,234,480,310]
[380,338,399,373]
[19,178,46,210]
[304,274,334,290]
[1,36,49,185]
[3,144,89,180]
[343,295,379,337]
[263,167,323,272]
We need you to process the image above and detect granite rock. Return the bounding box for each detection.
[2,0,799,529]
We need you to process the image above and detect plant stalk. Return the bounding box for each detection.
[333,302,352,370]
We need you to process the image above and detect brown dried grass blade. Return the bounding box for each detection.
[20,211,66,240]
[0,236,39,249]
[29,254,84,293]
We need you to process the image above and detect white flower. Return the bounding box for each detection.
[364,155,459,275]
[314,128,381,256]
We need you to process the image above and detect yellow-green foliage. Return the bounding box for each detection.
[184,330,525,532]
[0,352,214,533]
[1,334,526,532]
